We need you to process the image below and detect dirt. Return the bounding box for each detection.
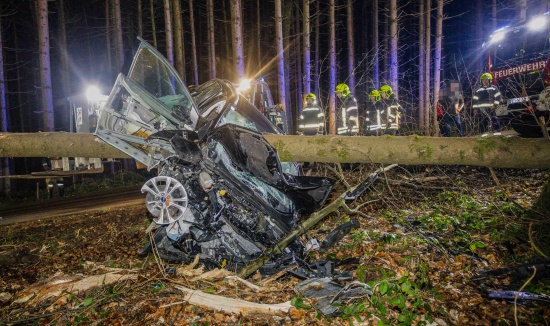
[0,165,549,325]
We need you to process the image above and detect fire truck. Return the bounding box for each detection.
[484,12,550,137]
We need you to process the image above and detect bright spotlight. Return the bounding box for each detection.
[528,16,547,31]
[85,86,101,102]
[237,79,251,92]
[491,31,505,43]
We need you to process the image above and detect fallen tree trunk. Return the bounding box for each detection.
[1,132,550,169]
[0,132,130,159]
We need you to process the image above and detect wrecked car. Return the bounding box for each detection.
[94,38,334,271]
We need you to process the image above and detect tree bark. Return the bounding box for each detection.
[150,0,157,48]
[275,0,288,133]
[106,0,112,73]
[328,0,336,135]
[0,16,10,191]
[518,0,527,21]
[389,0,398,98]
[313,0,320,95]
[347,0,355,93]
[138,0,143,36]
[432,0,443,135]
[230,0,245,80]
[419,0,425,131]
[36,0,55,132]
[172,0,185,80]
[207,0,216,79]
[372,0,379,89]
[113,0,124,71]
[424,0,431,135]
[188,0,199,85]
[2,133,550,169]
[163,0,174,65]
[303,0,311,95]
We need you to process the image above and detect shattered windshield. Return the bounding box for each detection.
[128,46,195,121]
[217,96,280,134]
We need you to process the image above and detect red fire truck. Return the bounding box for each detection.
[484,12,550,137]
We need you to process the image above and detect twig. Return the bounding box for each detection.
[225,276,262,292]
[528,223,549,258]
[488,167,501,187]
[261,264,297,284]
[514,265,537,326]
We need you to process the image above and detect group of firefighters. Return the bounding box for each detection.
[297,72,503,137]
[298,83,402,136]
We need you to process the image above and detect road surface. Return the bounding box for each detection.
[0,185,145,226]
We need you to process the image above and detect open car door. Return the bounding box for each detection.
[95,38,199,167]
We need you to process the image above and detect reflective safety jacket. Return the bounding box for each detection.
[380,95,401,131]
[473,85,502,110]
[336,94,359,135]
[363,100,382,134]
[298,103,324,135]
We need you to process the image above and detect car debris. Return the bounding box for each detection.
[95,38,334,273]
[294,278,372,317]
[487,290,550,304]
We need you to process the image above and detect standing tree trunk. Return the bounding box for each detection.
[314,0,320,95]
[492,0,497,32]
[389,0,398,98]
[283,1,293,133]
[295,8,303,121]
[150,0,157,48]
[0,16,10,192]
[106,0,112,73]
[172,0,185,79]
[419,0,425,131]
[207,0,216,79]
[328,0,336,135]
[518,0,527,21]
[372,0,379,89]
[424,0,431,135]
[346,0,355,93]
[275,0,288,133]
[138,0,143,36]
[163,0,174,65]
[230,0,245,80]
[303,0,311,95]
[36,0,55,132]
[113,0,124,71]
[57,0,70,130]
[257,0,261,69]
[432,0,443,135]
[189,0,199,84]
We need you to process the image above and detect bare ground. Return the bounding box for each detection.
[0,165,549,325]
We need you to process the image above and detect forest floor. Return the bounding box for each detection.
[0,165,549,325]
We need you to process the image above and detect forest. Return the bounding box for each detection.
[0,0,550,325]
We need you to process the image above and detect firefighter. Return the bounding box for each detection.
[335,83,359,135]
[298,93,324,135]
[363,90,382,136]
[379,85,401,134]
[473,73,502,136]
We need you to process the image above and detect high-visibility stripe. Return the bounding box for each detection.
[303,107,320,112]
[299,124,305,128]
[494,92,501,97]
[304,124,319,128]
[347,106,358,111]
[473,96,479,100]
[318,113,325,117]
[319,123,324,127]
[300,115,304,119]
[473,102,493,108]
[493,101,500,105]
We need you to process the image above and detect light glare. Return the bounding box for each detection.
[528,16,547,31]
[85,86,101,102]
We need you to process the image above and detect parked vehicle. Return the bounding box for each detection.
[483,12,550,137]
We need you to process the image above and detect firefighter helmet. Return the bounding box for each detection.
[480,73,493,82]
[335,83,350,96]
[380,85,393,97]
[369,90,380,102]
[305,93,316,101]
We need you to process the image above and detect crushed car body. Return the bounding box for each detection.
[94,38,334,271]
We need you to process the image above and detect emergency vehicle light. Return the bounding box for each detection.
[490,31,505,43]
[528,16,547,31]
